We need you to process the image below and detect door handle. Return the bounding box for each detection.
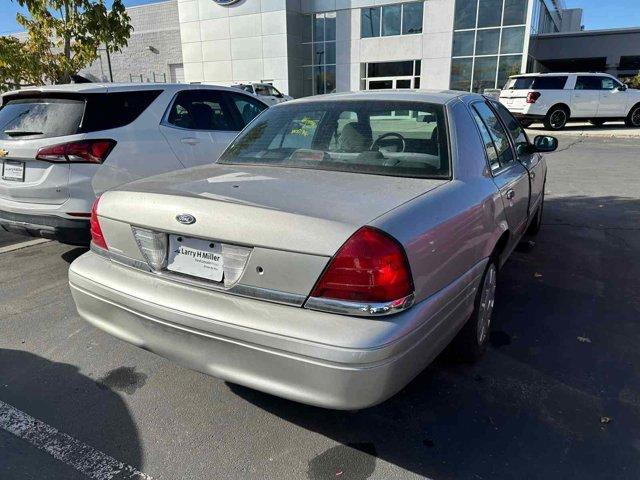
[180,137,200,146]
[506,189,516,200]
[530,171,536,180]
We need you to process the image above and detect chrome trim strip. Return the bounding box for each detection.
[304,294,415,317]
[89,244,306,307]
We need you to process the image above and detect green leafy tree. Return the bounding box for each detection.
[0,0,132,91]
[627,73,640,89]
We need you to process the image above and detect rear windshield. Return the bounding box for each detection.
[0,98,84,140]
[504,76,568,90]
[218,100,450,179]
[0,90,161,140]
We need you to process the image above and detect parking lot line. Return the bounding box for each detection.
[0,400,153,480]
[0,238,51,254]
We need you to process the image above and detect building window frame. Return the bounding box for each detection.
[302,11,337,96]
[361,2,424,39]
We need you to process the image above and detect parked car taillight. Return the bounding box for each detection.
[310,227,414,303]
[36,139,116,164]
[90,195,108,250]
[527,92,541,104]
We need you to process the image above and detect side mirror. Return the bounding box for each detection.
[533,135,558,153]
[618,84,628,91]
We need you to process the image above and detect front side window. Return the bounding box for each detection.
[601,77,620,90]
[219,101,450,179]
[472,102,515,170]
[492,101,529,157]
[166,90,236,131]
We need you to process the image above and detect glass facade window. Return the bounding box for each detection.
[452,30,475,57]
[475,29,500,55]
[382,5,402,36]
[361,2,423,39]
[361,7,381,38]
[402,2,424,34]
[302,12,337,97]
[451,0,531,92]
[477,0,503,28]
[362,60,421,90]
[500,26,525,54]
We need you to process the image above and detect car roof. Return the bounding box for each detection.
[510,72,614,78]
[1,83,245,98]
[282,89,479,106]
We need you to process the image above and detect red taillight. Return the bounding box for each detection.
[310,227,413,303]
[527,91,541,104]
[36,139,116,164]
[90,196,108,250]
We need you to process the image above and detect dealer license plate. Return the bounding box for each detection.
[167,235,224,282]
[2,161,25,182]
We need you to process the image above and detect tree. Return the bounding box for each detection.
[0,0,132,91]
[627,73,640,89]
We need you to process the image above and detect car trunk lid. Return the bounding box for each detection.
[102,164,448,256]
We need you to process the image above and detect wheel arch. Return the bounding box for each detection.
[626,101,640,118]
[547,103,571,117]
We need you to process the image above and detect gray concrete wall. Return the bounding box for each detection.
[530,28,640,76]
[81,0,183,83]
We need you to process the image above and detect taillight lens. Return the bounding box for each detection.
[310,227,413,303]
[36,139,116,164]
[90,196,108,250]
[527,91,541,104]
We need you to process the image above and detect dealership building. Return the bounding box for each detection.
[61,0,640,96]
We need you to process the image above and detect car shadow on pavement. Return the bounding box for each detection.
[230,194,640,480]
[61,247,89,264]
[0,349,145,478]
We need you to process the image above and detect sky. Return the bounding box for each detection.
[1,0,640,34]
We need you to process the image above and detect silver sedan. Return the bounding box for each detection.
[69,91,557,410]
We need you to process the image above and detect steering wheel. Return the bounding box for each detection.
[371,132,406,153]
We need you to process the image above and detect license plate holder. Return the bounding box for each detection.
[167,235,224,282]
[2,160,25,182]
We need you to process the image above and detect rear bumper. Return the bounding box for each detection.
[69,252,485,409]
[512,113,545,122]
[0,210,89,245]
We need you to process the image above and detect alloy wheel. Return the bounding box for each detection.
[476,264,497,345]
[549,110,567,129]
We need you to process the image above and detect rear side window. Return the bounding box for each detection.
[227,93,267,127]
[81,90,162,132]
[166,90,238,131]
[505,76,568,90]
[0,97,85,140]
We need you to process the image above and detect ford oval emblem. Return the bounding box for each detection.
[176,213,196,225]
[212,0,241,5]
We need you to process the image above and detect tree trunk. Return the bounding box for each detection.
[61,0,71,84]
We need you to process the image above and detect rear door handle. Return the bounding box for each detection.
[530,171,536,180]
[506,189,516,200]
[180,137,200,146]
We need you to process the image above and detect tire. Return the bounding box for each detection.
[451,259,498,362]
[527,189,545,237]
[544,106,569,130]
[590,119,606,127]
[519,120,534,128]
[625,104,640,128]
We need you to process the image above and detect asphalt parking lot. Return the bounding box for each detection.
[1,135,639,480]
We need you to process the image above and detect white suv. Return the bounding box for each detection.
[232,83,293,106]
[0,83,267,245]
[500,73,640,130]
